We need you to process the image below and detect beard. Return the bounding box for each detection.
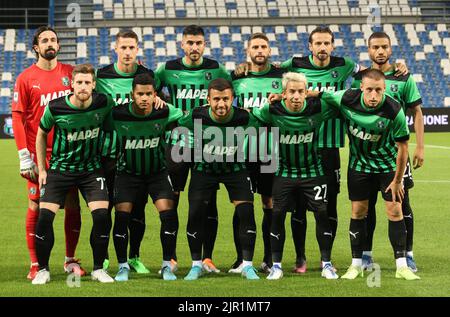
[76,91,91,103]
[40,48,57,61]
[316,52,329,61]
[250,55,268,66]
[374,56,389,66]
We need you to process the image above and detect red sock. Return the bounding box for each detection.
[26,208,39,264]
[64,207,81,258]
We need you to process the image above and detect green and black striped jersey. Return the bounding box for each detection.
[96,63,155,159]
[155,57,231,112]
[96,63,155,105]
[351,68,423,112]
[322,89,410,173]
[112,103,182,176]
[281,55,360,148]
[39,93,114,173]
[176,106,261,174]
[231,65,285,162]
[252,99,338,179]
[231,65,285,109]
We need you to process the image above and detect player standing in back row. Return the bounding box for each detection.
[12,26,85,280]
[96,30,157,273]
[154,25,231,273]
[229,32,285,274]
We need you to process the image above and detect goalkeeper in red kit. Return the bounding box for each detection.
[11,26,86,280]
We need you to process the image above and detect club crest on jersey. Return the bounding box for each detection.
[331,71,339,78]
[40,188,45,197]
[377,121,385,129]
[94,113,102,121]
[29,187,36,195]
[308,118,315,126]
[205,72,212,80]
[272,81,280,89]
[154,123,162,131]
[62,77,70,86]
[390,84,398,92]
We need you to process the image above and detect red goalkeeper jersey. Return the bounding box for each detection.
[12,62,73,155]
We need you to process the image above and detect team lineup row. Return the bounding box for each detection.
[12,24,423,284]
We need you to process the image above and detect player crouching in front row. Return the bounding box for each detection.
[32,64,115,284]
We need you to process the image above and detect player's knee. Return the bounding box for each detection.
[28,199,39,211]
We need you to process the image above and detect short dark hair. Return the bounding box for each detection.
[32,26,59,58]
[116,30,139,42]
[208,78,233,95]
[183,25,205,37]
[308,26,334,44]
[72,63,96,81]
[368,32,391,46]
[247,33,269,46]
[132,73,155,90]
[362,68,386,81]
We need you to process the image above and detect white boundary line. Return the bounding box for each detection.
[410,143,450,150]
[341,179,450,183]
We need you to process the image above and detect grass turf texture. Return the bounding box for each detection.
[0,133,449,297]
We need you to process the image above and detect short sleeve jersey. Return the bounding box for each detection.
[39,93,114,173]
[322,89,410,173]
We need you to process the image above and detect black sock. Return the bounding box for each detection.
[389,219,407,259]
[349,218,367,259]
[203,192,218,260]
[187,199,207,261]
[232,210,242,263]
[291,206,307,263]
[236,202,256,261]
[90,209,110,270]
[35,209,55,271]
[365,189,378,252]
[314,208,333,262]
[171,194,180,261]
[402,190,414,252]
[160,209,178,261]
[128,192,146,259]
[262,208,272,264]
[326,189,338,247]
[113,211,130,264]
[271,209,287,263]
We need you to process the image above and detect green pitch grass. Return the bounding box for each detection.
[0,133,449,297]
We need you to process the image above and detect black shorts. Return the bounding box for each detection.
[247,163,274,197]
[189,170,253,202]
[348,169,396,201]
[272,175,328,213]
[319,148,341,194]
[165,143,192,192]
[114,170,175,204]
[101,156,117,202]
[40,169,108,206]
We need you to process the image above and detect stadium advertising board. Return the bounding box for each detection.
[1,108,449,139]
[406,107,450,132]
